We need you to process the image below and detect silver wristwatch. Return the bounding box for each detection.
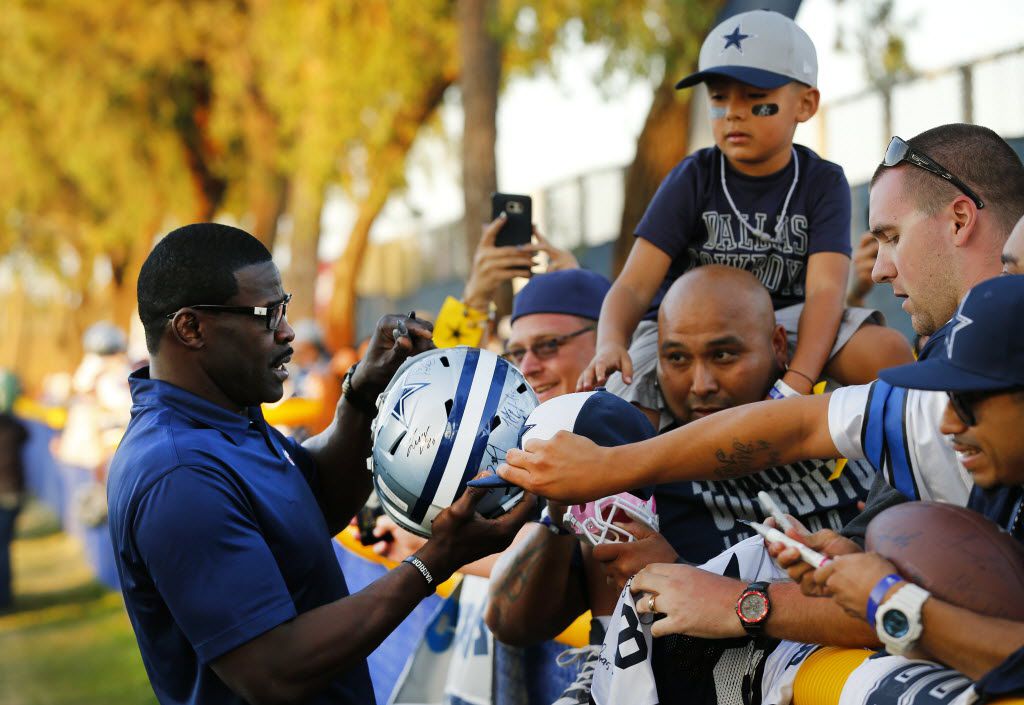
[874,583,930,655]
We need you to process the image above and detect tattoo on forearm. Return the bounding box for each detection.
[489,536,550,626]
[712,438,781,480]
[500,543,544,603]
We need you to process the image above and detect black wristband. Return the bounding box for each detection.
[403,555,435,586]
[342,362,379,417]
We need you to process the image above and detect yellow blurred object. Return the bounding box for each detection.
[12,396,66,429]
[792,647,1024,705]
[812,380,848,479]
[433,296,488,349]
[335,526,591,647]
[335,526,462,599]
[262,397,323,428]
[793,647,871,705]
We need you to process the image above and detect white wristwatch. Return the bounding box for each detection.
[874,583,930,655]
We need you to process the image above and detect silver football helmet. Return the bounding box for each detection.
[370,346,538,537]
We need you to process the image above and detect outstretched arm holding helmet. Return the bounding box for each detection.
[198,314,537,704]
[213,483,536,705]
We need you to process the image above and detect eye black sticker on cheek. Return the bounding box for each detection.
[709,106,727,120]
[752,103,779,117]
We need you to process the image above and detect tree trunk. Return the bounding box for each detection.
[613,78,693,276]
[248,172,288,249]
[171,60,228,220]
[108,219,160,332]
[243,80,287,248]
[324,75,454,351]
[325,198,383,351]
[457,0,501,267]
[285,174,324,324]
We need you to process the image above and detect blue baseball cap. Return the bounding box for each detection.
[510,269,611,324]
[467,390,655,488]
[880,275,1024,392]
[676,10,817,90]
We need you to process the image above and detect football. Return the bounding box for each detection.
[866,501,1024,620]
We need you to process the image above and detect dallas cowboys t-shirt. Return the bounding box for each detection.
[654,453,876,564]
[636,144,852,319]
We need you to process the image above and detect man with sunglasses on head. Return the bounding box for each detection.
[107,223,534,705]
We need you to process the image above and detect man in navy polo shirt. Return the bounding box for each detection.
[107,223,533,705]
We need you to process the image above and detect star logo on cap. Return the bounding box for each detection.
[722,25,751,52]
[390,381,430,426]
[946,293,974,360]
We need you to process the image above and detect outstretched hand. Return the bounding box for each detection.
[811,552,903,620]
[462,214,539,312]
[497,431,622,504]
[765,520,863,597]
[593,521,678,591]
[533,229,578,272]
[353,313,434,398]
[631,563,747,639]
[577,343,632,391]
[422,482,537,579]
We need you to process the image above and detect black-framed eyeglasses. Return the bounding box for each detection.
[946,387,1018,426]
[165,293,293,331]
[882,136,985,210]
[502,325,595,365]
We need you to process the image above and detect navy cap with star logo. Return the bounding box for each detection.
[467,390,655,488]
[880,275,1024,392]
[676,9,817,90]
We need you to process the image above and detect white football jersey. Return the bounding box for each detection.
[827,382,972,505]
[591,536,789,705]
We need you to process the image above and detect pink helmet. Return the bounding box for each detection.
[564,492,659,545]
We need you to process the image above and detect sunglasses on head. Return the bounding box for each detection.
[882,136,985,210]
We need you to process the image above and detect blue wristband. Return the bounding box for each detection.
[866,573,903,625]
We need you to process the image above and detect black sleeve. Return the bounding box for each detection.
[974,646,1024,703]
[839,473,908,547]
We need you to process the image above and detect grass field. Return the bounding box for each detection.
[0,504,155,705]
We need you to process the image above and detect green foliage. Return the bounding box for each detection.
[834,0,917,89]
[1,530,155,705]
[1,0,719,358]
[501,0,719,87]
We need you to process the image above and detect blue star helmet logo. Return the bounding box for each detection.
[390,381,431,427]
[946,292,974,359]
[722,25,751,52]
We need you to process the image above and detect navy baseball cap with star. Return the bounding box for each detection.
[467,390,655,488]
[676,9,817,90]
[880,275,1024,392]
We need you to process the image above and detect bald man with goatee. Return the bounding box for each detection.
[487,266,875,705]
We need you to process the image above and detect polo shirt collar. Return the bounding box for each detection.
[129,367,269,446]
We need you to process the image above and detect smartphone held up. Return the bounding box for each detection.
[491,192,533,248]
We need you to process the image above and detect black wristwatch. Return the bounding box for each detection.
[342,362,379,417]
[736,581,771,637]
